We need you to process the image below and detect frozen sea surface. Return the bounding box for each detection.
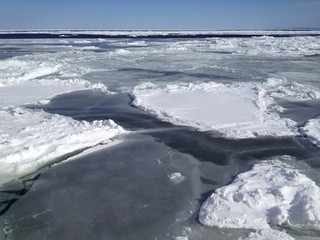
[0,32,320,239]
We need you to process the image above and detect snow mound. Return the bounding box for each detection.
[131,81,299,139]
[242,228,295,240]
[301,117,320,148]
[199,157,320,234]
[0,107,126,185]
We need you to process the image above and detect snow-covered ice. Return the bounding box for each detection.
[199,156,320,239]
[169,172,186,184]
[242,228,295,240]
[0,49,122,186]
[0,33,319,239]
[0,107,125,185]
[301,117,320,148]
[131,80,312,138]
[0,81,88,107]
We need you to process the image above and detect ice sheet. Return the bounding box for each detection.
[0,81,88,108]
[0,107,125,185]
[199,156,320,239]
[0,50,121,186]
[131,81,302,139]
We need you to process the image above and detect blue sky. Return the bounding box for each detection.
[0,0,319,30]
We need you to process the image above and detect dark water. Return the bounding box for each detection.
[1,90,320,240]
[1,32,320,39]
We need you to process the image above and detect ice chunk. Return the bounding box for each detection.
[169,172,186,184]
[242,228,295,240]
[131,82,297,139]
[199,157,320,231]
[264,77,320,100]
[301,117,320,148]
[0,107,126,185]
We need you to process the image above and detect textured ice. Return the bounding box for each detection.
[0,107,125,185]
[242,228,295,240]
[0,81,88,108]
[0,54,110,107]
[0,43,122,186]
[301,117,320,148]
[169,172,186,184]
[199,157,320,238]
[131,81,302,139]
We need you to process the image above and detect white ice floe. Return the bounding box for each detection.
[168,172,186,184]
[0,107,125,185]
[0,54,111,107]
[264,77,320,100]
[242,228,295,240]
[301,117,320,148]
[0,49,121,186]
[131,81,303,139]
[0,58,61,86]
[199,157,320,239]
[0,81,84,108]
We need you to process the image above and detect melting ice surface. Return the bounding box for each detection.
[0,32,320,240]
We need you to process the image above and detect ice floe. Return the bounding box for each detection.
[168,172,186,184]
[0,51,122,186]
[242,228,295,240]
[0,107,125,185]
[0,54,111,107]
[301,117,320,148]
[199,156,320,239]
[131,81,309,139]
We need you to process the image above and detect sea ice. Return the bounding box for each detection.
[242,228,295,240]
[199,157,320,238]
[131,81,298,139]
[0,107,125,185]
[301,117,320,148]
[0,48,121,186]
[168,172,186,184]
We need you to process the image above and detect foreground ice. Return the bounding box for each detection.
[0,50,122,185]
[0,107,125,185]
[131,80,317,138]
[242,228,295,240]
[301,118,320,149]
[199,156,320,239]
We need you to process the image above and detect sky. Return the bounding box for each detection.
[0,0,319,30]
